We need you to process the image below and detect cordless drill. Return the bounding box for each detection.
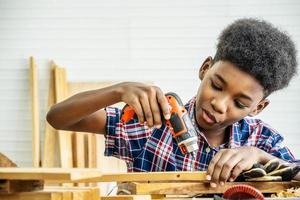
[121,92,199,155]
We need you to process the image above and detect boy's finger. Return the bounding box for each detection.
[219,154,242,183]
[149,95,162,128]
[230,160,248,181]
[139,95,153,127]
[131,100,145,124]
[207,151,223,181]
[156,89,171,120]
[211,152,232,185]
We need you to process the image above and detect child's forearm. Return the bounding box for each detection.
[46,83,123,129]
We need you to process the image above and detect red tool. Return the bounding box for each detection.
[223,184,265,200]
[121,92,199,155]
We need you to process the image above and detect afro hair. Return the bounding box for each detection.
[214,18,297,96]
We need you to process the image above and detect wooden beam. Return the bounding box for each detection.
[29,56,40,167]
[101,195,152,200]
[88,133,97,169]
[0,179,43,194]
[97,171,207,183]
[0,168,102,182]
[123,181,300,195]
[73,132,86,168]
[0,192,55,200]
[43,62,59,167]
[0,186,99,200]
[53,66,73,169]
[0,153,17,167]
[0,168,207,182]
[44,186,99,200]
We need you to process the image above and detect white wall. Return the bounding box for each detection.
[0,0,299,167]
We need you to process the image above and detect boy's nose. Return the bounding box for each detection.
[211,97,227,114]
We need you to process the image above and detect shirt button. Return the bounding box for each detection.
[205,147,210,153]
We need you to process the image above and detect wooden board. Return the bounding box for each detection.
[101,195,152,200]
[0,168,102,182]
[73,133,87,168]
[122,181,300,195]
[0,192,57,200]
[53,66,73,169]
[0,186,99,200]
[87,134,97,169]
[43,62,59,167]
[29,56,40,167]
[44,186,99,200]
[0,179,44,194]
[0,168,207,183]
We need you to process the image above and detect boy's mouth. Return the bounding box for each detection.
[202,109,217,124]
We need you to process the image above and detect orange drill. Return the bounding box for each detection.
[121,92,199,155]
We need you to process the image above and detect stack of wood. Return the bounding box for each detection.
[42,60,126,175]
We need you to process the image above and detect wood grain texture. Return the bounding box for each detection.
[124,181,300,195]
[53,66,73,169]
[101,195,152,200]
[43,62,59,168]
[29,56,40,167]
[0,168,207,182]
[0,179,44,194]
[0,186,99,200]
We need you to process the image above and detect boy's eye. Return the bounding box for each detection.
[211,81,222,91]
[234,100,247,109]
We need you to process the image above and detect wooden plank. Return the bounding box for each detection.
[0,179,43,194]
[51,192,63,200]
[88,133,97,169]
[53,66,74,169]
[0,192,52,200]
[0,168,207,182]
[58,131,73,169]
[101,195,152,200]
[0,153,17,167]
[43,62,59,167]
[0,168,102,182]
[0,186,99,200]
[125,181,300,195]
[73,132,86,168]
[73,132,88,187]
[44,186,99,200]
[87,133,97,187]
[97,171,207,183]
[29,56,40,167]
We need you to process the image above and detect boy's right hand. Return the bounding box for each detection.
[118,82,171,128]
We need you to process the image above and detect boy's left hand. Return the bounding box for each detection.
[206,146,261,187]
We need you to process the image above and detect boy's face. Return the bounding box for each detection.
[195,57,269,132]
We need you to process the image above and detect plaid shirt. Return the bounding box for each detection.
[104,97,297,172]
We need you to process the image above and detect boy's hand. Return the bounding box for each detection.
[206,146,261,187]
[118,82,171,128]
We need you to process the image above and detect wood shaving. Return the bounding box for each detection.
[271,187,300,198]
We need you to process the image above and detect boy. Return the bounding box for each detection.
[47,18,299,187]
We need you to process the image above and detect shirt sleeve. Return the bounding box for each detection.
[104,106,151,165]
[256,123,297,163]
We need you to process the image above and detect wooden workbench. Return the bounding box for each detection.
[0,167,299,199]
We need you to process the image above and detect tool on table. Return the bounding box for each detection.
[222,184,265,200]
[237,159,300,182]
[121,92,199,156]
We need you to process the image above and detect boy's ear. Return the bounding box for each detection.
[248,99,270,117]
[199,56,214,80]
